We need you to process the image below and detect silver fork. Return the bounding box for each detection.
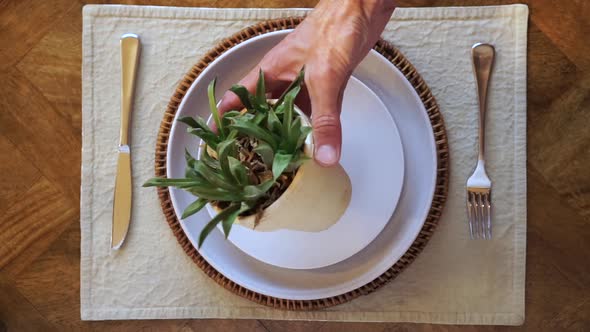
[467,43,495,239]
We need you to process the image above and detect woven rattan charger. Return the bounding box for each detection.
[154,17,449,310]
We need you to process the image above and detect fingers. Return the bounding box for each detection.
[217,68,259,115]
[306,69,346,167]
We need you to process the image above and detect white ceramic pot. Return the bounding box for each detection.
[201,102,352,233]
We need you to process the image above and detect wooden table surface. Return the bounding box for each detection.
[1,0,588,331]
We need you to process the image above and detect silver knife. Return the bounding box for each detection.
[112,34,140,250]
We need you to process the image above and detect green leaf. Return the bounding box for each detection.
[253,112,266,125]
[178,116,213,134]
[185,168,198,179]
[284,116,302,152]
[221,202,250,238]
[200,147,220,170]
[229,120,278,150]
[194,160,236,191]
[266,108,281,135]
[187,128,219,150]
[229,85,254,110]
[256,179,275,193]
[222,110,242,119]
[177,116,200,129]
[187,187,243,202]
[274,100,286,114]
[228,156,248,186]
[181,198,208,219]
[281,86,300,142]
[217,139,237,184]
[221,111,242,127]
[227,129,239,141]
[243,180,274,201]
[198,203,240,248]
[285,153,310,172]
[143,177,200,187]
[208,78,225,138]
[272,153,293,179]
[275,67,304,108]
[253,141,274,167]
[296,126,312,151]
[255,68,267,108]
[185,148,197,167]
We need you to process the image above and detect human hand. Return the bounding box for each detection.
[218,0,396,166]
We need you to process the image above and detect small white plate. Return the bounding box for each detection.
[167,30,437,300]
[206,76,404,269]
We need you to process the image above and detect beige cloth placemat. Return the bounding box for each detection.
[81,4,528,324]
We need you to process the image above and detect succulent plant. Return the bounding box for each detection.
[144,68,311,247]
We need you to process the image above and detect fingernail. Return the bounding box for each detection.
[315,145,338,166]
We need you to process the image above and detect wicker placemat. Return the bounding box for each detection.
[153,17,449,310]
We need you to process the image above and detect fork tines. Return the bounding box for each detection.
[466,189,492,239]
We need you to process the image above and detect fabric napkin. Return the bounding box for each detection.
[81,4,528,324]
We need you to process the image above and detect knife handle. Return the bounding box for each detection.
[120,34,140,147]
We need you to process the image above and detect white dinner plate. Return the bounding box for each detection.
[167,30,437,300]
[203,76,404,270]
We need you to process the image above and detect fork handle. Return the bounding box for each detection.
[471,43,495,162]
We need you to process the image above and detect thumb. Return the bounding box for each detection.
[306,71,346,167]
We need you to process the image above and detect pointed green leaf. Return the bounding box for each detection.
[222,110,242,119]
[285,153,310,172]
[243,180,274,201]
[200,147,220,170]
[266,108,281,135]
[284,116,302,152]
[181,198,208,219]
[253,112,266,125]
[143,177,200,187]
[185,148,197,167]
[178,116,214,134]
[198,203,240,248]
[229,85,254,110]
[187,128,219,150]
[275,67,304,108]
[253,141,274,167]
[221,202,250,238]
[185,165,199,179]
[177,116,200,129]
[216,139,237,183]
[228,156,248,186]
[194,160,237,191]
[208,78,225,138]
[281,86,300,142]
[227,129,239,141]
[229,120,278,150]
[296,126,312,151]
[256,179,275,193]
[187,187,243,201]
[221,110,242,127]
[272,153,293,179]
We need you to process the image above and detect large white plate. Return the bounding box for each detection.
[167,30,437,300]
[207,76,404,270]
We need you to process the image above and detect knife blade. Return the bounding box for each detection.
[112,33,140,250]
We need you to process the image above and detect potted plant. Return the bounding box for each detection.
[144,69,351,247]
